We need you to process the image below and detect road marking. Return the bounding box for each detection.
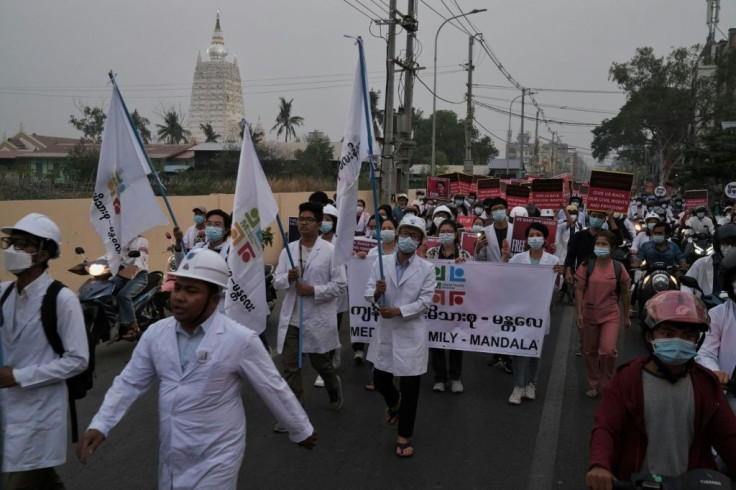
[526,306,574,490]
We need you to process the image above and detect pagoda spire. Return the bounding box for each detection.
[207,10,228,61]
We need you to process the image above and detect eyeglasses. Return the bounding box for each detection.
[297,217,318,224]
[398,229,422,241]
[0,237,39,251]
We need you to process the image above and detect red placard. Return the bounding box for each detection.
[531,179,564,210]
[586,170,633,213]
[460,232,480,255]
[456,215,474,229]
[427,177,451,201]
[684,189,709,210]
[554,173,571,201]
[437,172,473,195]
[477,178,501,200]
[509,216,558,254]
[504,184,531,208]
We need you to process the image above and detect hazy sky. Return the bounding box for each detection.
[2,0,734,165]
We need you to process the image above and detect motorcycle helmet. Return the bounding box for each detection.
[644,290,710,350]
[540,209,555,219]
[644,211,660,224]
[1,213,62,259]
[714,223,736,257]
[172,249,230,288]
[719,250,736,303]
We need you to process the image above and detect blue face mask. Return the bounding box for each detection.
[472,225,484,233]
[398,236,419,254]
[589,217,605,228]
[652,235,665,244]
[205,226,224,243]
[527,237,545,250]
[593,246,610,258]
[651,338,698,365]
[492,210,507,223]
[320,222,333,234]
[193,214,204,225]
[647,222,656,230]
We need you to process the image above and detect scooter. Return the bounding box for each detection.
[682,231,714,265]
[612,468,731,489]
[636,260,684,324]
[68,247,164,343]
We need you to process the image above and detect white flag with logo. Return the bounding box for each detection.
[90,85,168,273]
[225,126,279,333]
[334,52,376,266]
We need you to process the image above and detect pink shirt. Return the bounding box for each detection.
[575,259,630,322]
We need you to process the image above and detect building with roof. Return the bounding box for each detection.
[186,12,245,144]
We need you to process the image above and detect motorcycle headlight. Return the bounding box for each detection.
[706,246,714,255]
[88,263,107,276]
[694,244,704,254]
[652,273,670,292]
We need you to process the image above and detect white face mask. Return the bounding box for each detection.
[438,233,455,246]
[3,248,35,274]
[474,206,484,215]
[433,217,446,228]
[356,206,364,213]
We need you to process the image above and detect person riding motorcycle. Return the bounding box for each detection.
[631,212,660,257]
[684,223,736,298]
[683,205,715,237]
[113,235,149,341]
[633,221,689,271]
[627,196,648,221]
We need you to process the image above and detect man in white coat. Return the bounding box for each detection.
[77,249,316,489]
[0,213,88,489]
[274,201,347,418]
[365,215,435,458]
[475,197,513,263]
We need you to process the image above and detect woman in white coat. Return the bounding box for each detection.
[364,215,436,458]
[78,250,316,490]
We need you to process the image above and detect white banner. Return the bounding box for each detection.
[90,84,168,273]
[225,126,279,333]
[348,257,557,357]
[334,41,376,267]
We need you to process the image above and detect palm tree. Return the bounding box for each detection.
[130,109,152,144]
[271,97,304,142]
[156,107,191,144]
[200,123,220,143]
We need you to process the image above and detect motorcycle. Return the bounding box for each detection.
[682,231,714,266]
[152,232,177,319]
[612,468,731,489]
[679,275,729,310]
[636,260,684,324]
[68,247,164,343]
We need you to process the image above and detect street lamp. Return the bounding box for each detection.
[505,93,523,173]
[431,8,487,176]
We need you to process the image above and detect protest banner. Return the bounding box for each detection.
[509,216,558,254]
[531,178,564,210]
[456,215,474,229]
[427,176,451,201]
[553,173,571,201]
[353,237,377,253]
[477,178,501,200]
[348,257,556,357]
[426,236,439,250]
[684,189,709,210]
[587,170,632,213]
[288,217,300,243]
[438,172,474,195]
[471,175,487,195]
[504,184,531,208]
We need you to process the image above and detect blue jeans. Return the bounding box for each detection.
[512,355,540,388]
[113,271,148,327]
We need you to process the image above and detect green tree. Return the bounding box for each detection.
[69,103,106,143]
[680,127,736,190]
[293,131,334,178]
[271,97,304,142]
[200,122,221,143]
[156,107,191,144]
[130,109,152,144]
[63,142,100,184]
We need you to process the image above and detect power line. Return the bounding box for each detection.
[342,0,377,21]
[473,94,618,115]
[472,116,507,145]
[415,74,465,104]
[473,83,625,95]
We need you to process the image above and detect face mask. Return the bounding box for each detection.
[356,206,364,213]
[593,247,610,258]
[416,194,424,200]
[589,217,605,228]
[721,245,735,257]
[439,233,455,246]
[398,236,419,254]
[652,235,665,244]
[572,202,581,208]
[433,217,446,228]
[527,237,545,250]
[380,230,396,243]
[636,201,643,206]
[647,222,656,230]
[366,229,376,239]
[697,212,705,219]
[3,248,35,274]
[474,206,484,216]
[320,222,333,234]
[205,226,224,243]
[404,211,416,217]
[569,213,578,220]
[472,225,484,233]
[467,198,476,206]
[454,199,464,206]
[193,214,204,225]
[492,210,507,223]
[651,338,698,366]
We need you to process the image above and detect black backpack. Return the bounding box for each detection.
[1,280,96,442]
[584,257,623,299]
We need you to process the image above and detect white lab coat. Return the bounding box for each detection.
[475,222,514,263]
[555,219,582,265]
[683,254,715,296]
[0,273,88,472]
[88,312,313,490]
[696,300,736,379]
[274,238,346,354]
[364,254,436,376]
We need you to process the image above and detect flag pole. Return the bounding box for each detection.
[356,37,384,281]
[275,214,303,368]
[108,71,180,231]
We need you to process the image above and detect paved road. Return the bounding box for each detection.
[56,298,647,490]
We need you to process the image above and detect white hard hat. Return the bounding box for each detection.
[540,209,555,218]
[509,206,528,219]
[645,211,660,221]
[2,213,62,258]
[323,204,338,219]
[397,215,426,240]
[432,205,452,218]
[397,193,408,200]
[172,249,230,288]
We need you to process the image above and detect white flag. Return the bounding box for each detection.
[90,85,168,273]
[225,126,279,333]
[334,51,376,266]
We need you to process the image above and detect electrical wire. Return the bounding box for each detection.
[472,115,507,145]
[353,0,385,19]
[414,74,465,104]
[342,0,376,21]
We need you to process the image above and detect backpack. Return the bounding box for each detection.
[584,258,623,299]
[1,280,96,442]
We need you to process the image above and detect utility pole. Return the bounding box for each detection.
[396,0,418,193]
[463,34,476,174]
[380,0,397,205]
[519,88,526,175]
[533,109,539,174]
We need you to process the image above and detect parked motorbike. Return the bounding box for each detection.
[68,247,164,343]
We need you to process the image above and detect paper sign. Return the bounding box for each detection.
[288,217,300,243]
[427,177,451,201]
[725,182,736,199]
[438,172,474,195]
[477,178,501,200]
[461,232,480,256]
[456,215,474,229]
[531,179,564,210]
[684,189,709,210]
[505,185,531,208]
[587,170,633,213]
[509,216,558,254]
[353,237,377,253]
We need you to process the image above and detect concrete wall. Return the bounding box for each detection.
[0,191,374,291]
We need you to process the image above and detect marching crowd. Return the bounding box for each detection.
[4,187,736,488]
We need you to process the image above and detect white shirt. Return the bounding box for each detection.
[685,215,715,235]
[631,231,652,254]
[183,224,206,250]
[684,254,715,296]
[697,300,736,378]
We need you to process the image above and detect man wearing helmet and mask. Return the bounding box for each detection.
[684,223,736,298]
[78,249,316,488]
[683,205,715,237]
[0,213,88,488]
[586,290,736,489]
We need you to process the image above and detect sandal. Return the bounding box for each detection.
[364,381,375,391]
[585,389,599,398]
[395,441,414,458]
[119,323,141,342]
[383,395,401,425]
